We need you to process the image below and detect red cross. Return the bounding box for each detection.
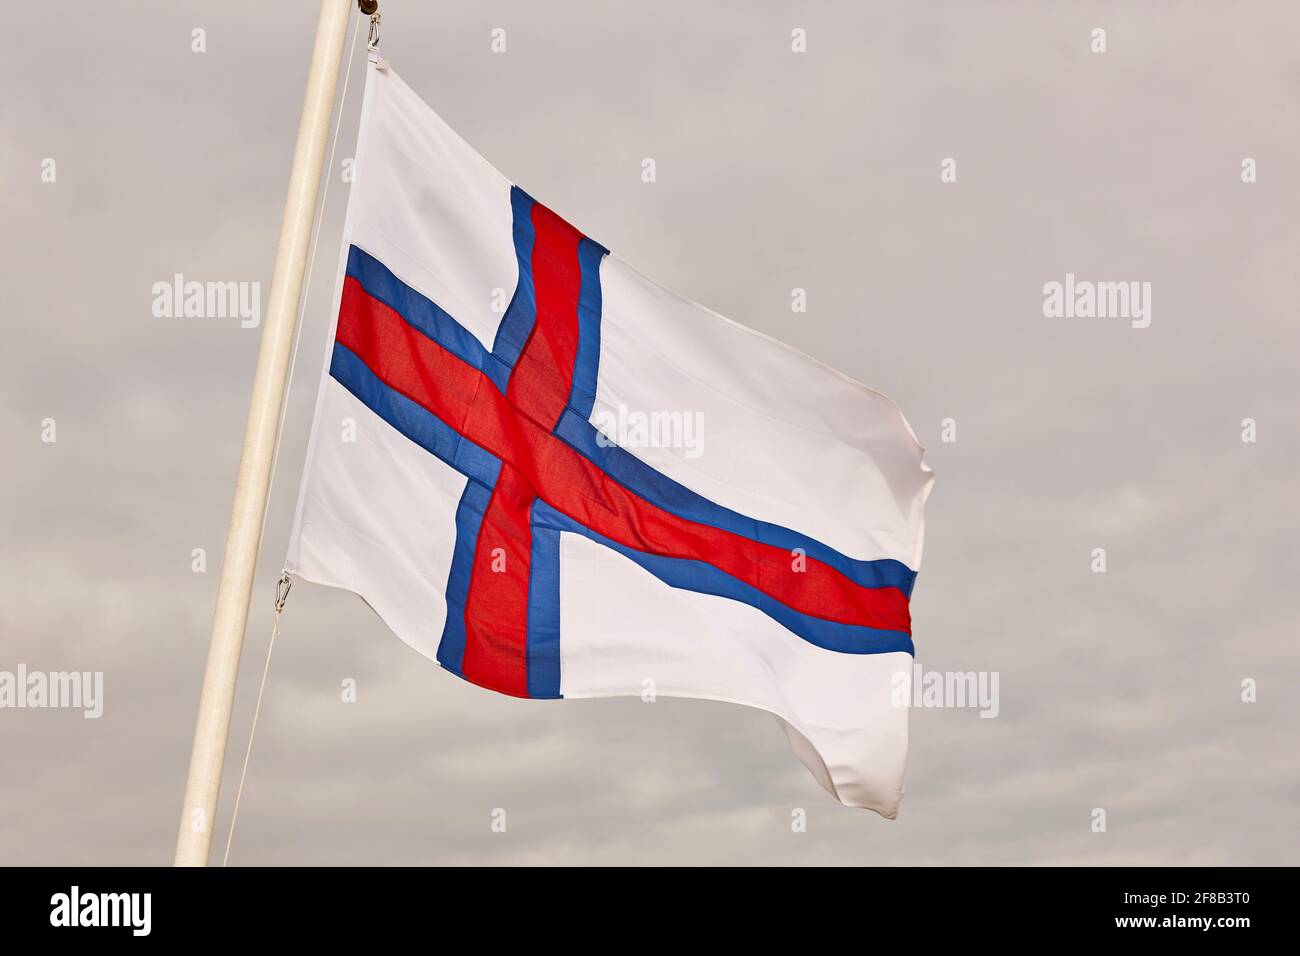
[333,205,911,698]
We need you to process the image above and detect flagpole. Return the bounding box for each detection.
[174,0,357,867]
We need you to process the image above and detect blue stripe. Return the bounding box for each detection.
[523,225,605,697]
[525,505,563,698]
[328,343,503,677]
[438,479,498,676]
[552,410,917,595]
[329,343,500,487]
[489,187,539,390]
[530,501,913,656]
[345,244,513,391]
[569,236,608,420]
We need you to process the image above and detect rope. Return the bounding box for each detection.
[221,573,291,867]
[222,11,362,867]
[258,10,361,546]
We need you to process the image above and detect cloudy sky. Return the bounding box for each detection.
[2,0,1297,865]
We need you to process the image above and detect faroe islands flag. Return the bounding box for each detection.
[287,61,934,817]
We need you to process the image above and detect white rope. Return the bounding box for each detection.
[222,12,362,868]
[221,573,291,867]
[257,14,361,544]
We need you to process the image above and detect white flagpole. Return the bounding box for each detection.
[174,0,356,867]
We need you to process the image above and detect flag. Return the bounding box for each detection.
[287,61,934,817]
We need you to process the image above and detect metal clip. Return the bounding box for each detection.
[274,571,293,613]
[367,12,382,51]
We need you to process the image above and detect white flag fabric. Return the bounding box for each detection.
[287,61,933,816]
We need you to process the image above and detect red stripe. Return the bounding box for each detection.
[460,465,534,695]
[335,276,913,636]
[507,204,584,425]
[459,207,588,695]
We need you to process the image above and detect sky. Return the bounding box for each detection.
[1,0,1297,865]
